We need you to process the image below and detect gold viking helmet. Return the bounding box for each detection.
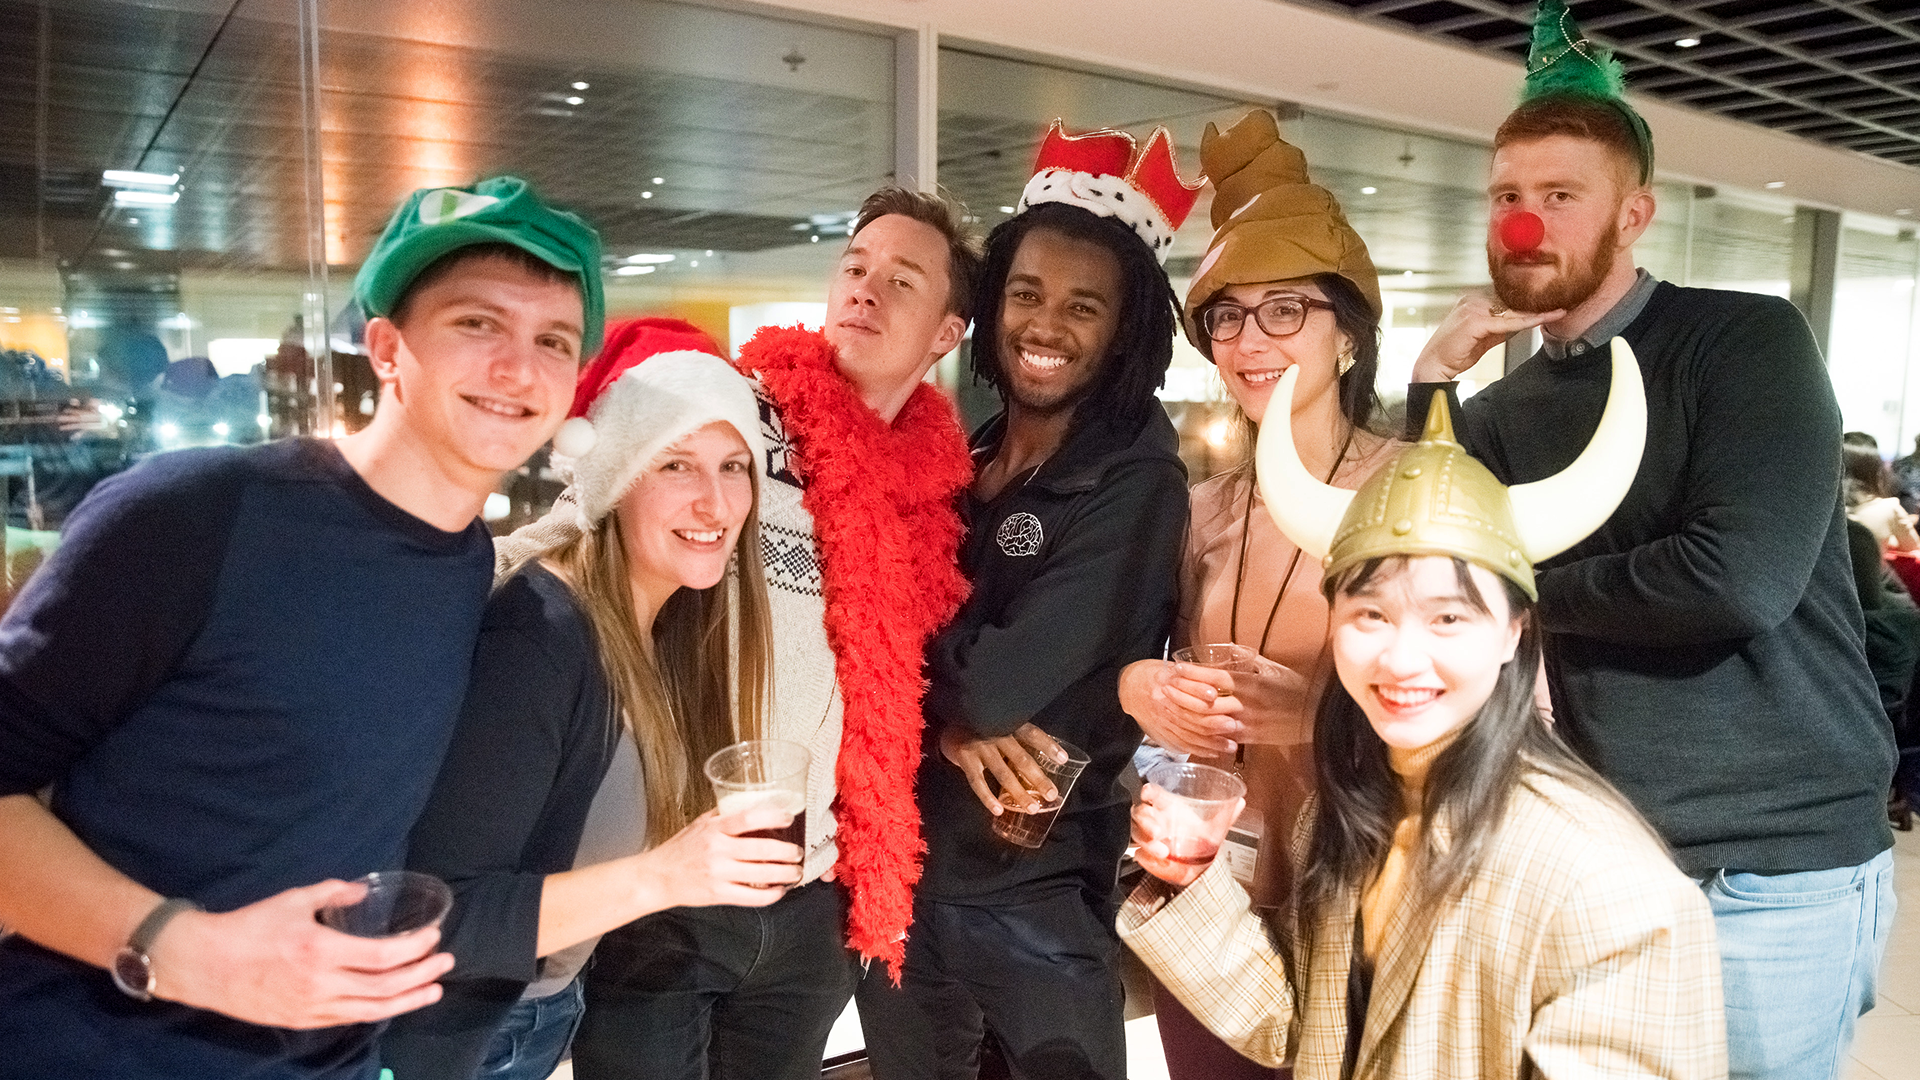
[1254,337,1648,599]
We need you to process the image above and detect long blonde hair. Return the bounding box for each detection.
[535,480,772,845]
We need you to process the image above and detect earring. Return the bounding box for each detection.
[1337,348,1356,376]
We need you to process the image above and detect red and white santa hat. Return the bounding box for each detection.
[549,316,765,530]
[1017,121,1205,263]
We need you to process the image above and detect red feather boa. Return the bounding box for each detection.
[736,326,971,978]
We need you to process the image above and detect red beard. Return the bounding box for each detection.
[1489,226,1616,314]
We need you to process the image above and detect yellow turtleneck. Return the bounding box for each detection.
[1357,729,1461,959]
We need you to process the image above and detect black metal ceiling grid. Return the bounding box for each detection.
[1295,0,1920,170]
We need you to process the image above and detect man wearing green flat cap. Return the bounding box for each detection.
[0,176,599,1080]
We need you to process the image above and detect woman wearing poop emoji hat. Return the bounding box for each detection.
[1114,109,1402,1080]
[1118,340,1727,1078]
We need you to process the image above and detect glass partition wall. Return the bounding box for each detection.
[5,0,1916,582]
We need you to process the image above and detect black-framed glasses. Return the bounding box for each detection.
[1200,296,1336,343]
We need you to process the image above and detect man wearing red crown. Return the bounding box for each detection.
[1410,3,1895,1076]
[567,188,984,1080]
[853,123,1199,1080]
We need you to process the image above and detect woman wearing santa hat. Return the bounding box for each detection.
[380,318,793,1080]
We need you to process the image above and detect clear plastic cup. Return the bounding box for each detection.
[318,871,453,938]
[990,732,1091,849]
[705,740,810,847]
[1171,642,1261,674]
[1143,762,1247,866]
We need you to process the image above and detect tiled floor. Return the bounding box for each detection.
[1845,823,1920,1080]
[551,824,1920,1080]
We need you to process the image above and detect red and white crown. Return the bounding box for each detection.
[1017,121,1204,263]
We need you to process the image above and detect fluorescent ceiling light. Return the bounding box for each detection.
[571,81,590,90]
[1360,186,1378,195]
[1674,37,1701,48]
[1765,180,1786,189]
[624,253,675,264]
[114,190,179,206]
[614,264,656,276]
[102,169,179,188]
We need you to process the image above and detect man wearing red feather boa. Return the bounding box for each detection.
[854,125,1197,1080]
[571,188,982,1080]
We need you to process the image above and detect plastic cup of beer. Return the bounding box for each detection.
[705,739,809,847]
[318,871,453,938]
[990,732,1091,849]
[1171,642,1261,674]
[1143,762,1246,867]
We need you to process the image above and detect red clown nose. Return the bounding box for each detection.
[1499,211,1546,254]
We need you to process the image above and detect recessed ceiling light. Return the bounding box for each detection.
[102,169,178,188]
[572,81,589,90]
[811,235,820,243]
[651,177,665,185]
[1674,37,1701,48]
[1403,269,1415,277]
[705,250,714,257]
[1361,186,1378,195]
[564,96,584,106]
[641,190,653,199]
[1765,180,1786,189]
[999,205,1016,214]
[613,264,656,276]
[113,190,178,206]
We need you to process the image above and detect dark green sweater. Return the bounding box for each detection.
[1414,282,1895,874]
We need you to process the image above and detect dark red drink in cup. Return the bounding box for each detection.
[989,729,1090,849]
[706,740,810,854]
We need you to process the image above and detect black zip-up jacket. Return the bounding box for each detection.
[1412,282,1894,874]
[917,400,1188,906]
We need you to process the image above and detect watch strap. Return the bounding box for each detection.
[128,896,202,955]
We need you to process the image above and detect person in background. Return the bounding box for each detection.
[854,122,1195,1080]
[1407,3,1895,1074]
[1845,432,1919,553]
[1891,433,1920,516]
[1115,109,1400,1080]
[0,175,601,1079]
[568,188,980,1080]
[379,321,802,1080]
[1122,352,1724,1079]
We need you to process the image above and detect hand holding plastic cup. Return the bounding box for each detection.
[990,728,1090,849]
[1141,762,1246,867]
[705,739,809,849]
[317,871,453,938]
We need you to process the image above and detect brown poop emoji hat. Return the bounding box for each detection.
[1184,110,1382,354]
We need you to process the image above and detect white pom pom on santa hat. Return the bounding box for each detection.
[552,416,598,459]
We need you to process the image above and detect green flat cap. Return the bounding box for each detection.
[353,176,606,356]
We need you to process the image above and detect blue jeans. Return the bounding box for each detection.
[475,977,585,1080]
[1698,848,1896,1080]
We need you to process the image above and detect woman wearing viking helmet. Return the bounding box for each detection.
[1113,109,1400,1079]
[1117,343,1727,1078]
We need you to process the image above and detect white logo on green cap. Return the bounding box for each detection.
[418,189,501,226]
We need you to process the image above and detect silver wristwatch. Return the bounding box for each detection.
[111,897,201,1001]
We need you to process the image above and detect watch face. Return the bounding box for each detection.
[112,947,154,1000]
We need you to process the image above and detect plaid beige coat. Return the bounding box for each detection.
[1119,773,1726,1079]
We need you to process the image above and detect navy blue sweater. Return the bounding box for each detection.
[0,439,493,1080]
[1414,283,1894,874]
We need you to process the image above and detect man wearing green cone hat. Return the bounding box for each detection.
[0,176,599,1079]
[1411,4,1895,1077]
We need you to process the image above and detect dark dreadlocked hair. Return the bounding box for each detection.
[970,201,1178,429]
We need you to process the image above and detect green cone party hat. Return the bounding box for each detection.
[1521,0,1655,182]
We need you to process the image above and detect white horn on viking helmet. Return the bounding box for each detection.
[1507,336,1647,561]
[1253,366,1357,560]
